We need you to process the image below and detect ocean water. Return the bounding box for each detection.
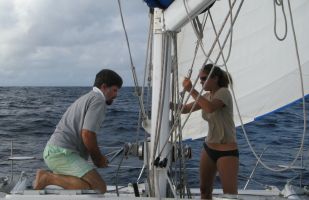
[0,87,308,191]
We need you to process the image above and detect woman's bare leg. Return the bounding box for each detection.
[200,150,217,199]
[217,156,239,194]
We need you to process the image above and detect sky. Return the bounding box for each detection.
[0,1,149,86]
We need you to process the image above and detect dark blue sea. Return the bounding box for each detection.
[0,87,308,191]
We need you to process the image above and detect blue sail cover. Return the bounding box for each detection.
[144,0,173,9]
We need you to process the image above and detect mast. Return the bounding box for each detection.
[149,0,215,197]
[150,8,172,197]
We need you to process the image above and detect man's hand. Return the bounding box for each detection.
[81,129,109,168]
[96,155,109,168]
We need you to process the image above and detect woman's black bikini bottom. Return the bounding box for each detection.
[203,142,239,163]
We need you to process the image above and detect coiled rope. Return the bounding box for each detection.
[273,0,288,41]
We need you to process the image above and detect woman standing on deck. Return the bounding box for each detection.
[181,64,238,199]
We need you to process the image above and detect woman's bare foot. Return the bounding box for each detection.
[33,169,49,190]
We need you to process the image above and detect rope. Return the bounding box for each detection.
[216,0,234,67]
[186,11,209,80]
[160,0,306,173]
[236,0,307,172]
[287,0,306,172]
[177,0,238,128]
[114,150,125,197]
[141,11,154,196]
[212,0,307,172]
[142,12,154,119]
[157,0,243,158]
[182,0,215,65]
[117,2,156,194]
[170,40,191,198]
[273,0,288,41]
[117,0,147,120]
[151,32,170,164]
[135,11,155,149]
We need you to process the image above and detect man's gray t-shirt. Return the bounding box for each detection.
[48,90,106,160]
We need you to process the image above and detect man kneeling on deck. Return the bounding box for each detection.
[34,69,123,193]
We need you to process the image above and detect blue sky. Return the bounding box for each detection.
[0,1,149,86]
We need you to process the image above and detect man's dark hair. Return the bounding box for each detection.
[94,69,123,88]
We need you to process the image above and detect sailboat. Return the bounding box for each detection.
[0,0,308,199]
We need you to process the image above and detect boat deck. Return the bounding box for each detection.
[1,184,308,199]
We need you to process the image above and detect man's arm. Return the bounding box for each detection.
[81,129,108,168]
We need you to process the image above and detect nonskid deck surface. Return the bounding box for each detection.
[0,192,301,200]
[1,184,308,199]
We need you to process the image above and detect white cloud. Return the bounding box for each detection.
[0,0,149,86]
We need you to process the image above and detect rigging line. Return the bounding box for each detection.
[182,0,234,78]
[135,11,153,182]
[170,38,177,144]
[141,15,153,189]
[208,8,289,172]
[213,0,306,172]
[171,38,191,198]
[147,29,168,193]
[243,146,268,190]
[165,173,177,198]
[179,0,237,83]
[193,17,203,40]
[176,0,238,127]
[159,64,217,158]
[175,12,207,132]
[117,0,147,120]
[170,37,190,198]
[210,4,279,172]
[287,0,306,176]
[115,151,125,197]
[157,0,243,157]
[215,0,234,67]
[186,11,210,78]
[142,12,154,118]
[273,0,288,41]
[140,15,153,190]
[151,32,171,175]
[136,164,146,184]
[182,0,233,68]
[137,14,153,145]
[199,0,238,68]
[184,11,209,80]
[179,0,241,133]
[208,9,235,65]
[182,0,215,65]
[154,32,174,157]
[201,10,210,31]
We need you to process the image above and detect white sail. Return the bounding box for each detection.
[177,0,309,140]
